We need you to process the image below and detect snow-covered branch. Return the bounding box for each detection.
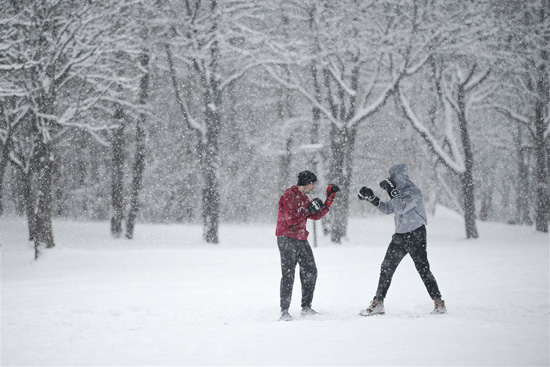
[493,104,530,124]
[398,88,466,173]
[264,65,343,128]
[327,62,356,97]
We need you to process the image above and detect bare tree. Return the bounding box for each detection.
[262,0,443,242]
[397,60,495,239]
[1,2,139,257]
[0,97,28,216]
[163,0,262,243]
[495,0,550,232]
[126,47,151,239]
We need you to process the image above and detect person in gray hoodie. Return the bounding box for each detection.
[358,163,446,316]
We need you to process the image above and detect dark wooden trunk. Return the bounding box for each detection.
[111,104,125,237]
[534,15,549,232]
[534,86,549,232]
[201,86,221,244]
[126,52,150,239]
[0,125,14,216]
[457,85,479,239]
[15,167,37,241]
[328,127,356,243]
[33,137,55,259]
[201,3,222,244]
[515,127,532,225]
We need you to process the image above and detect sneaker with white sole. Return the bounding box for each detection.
[431,298,447,314]
[279,309,292,321]
[300,306,320,317]
[359,297,385,316]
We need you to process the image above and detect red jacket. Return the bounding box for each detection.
[276,185,330,240]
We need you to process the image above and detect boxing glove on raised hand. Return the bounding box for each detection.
[379,178,400,199]
[307,197,325,215]
[358,186,380,206]
[325,184,340,207]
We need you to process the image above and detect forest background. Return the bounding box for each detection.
[1,0,549,255]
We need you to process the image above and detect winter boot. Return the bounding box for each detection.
[431,298,447,314]
[359,297,385,316]
[300,306,320,317]
[279,309,292,321]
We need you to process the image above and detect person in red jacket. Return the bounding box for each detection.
[276,170,339,321]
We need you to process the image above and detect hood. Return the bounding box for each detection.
[389,163,413,191]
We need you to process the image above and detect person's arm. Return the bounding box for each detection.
[376,200,395,215]
[307,204,329,220]
[308,184,337,220]
[358,186,395,215]
[386,189,421,214]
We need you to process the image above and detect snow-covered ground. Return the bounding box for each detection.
[1,206,549,366]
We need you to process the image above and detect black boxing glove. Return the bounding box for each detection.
[379,178,400,199]
[358,186,380,206]
[307,198,325,215]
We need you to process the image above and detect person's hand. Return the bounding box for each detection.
[325,184,340,207]
[379,178,400,199]
[358,186,380,206]
[307,198,324,215]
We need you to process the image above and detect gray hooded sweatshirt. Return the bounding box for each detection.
[377,163,427,234]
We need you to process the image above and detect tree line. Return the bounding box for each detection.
[1,0,548,258]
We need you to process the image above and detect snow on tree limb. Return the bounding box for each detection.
[264,65,343,129]
[398,87,466,174]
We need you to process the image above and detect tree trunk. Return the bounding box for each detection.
[14,166,36,241]
[202,163,220,243]
[276,85,293,194]
[279,135,292,194]
[329,127,354,243]
[534,14,549,232]
[0,126,13,216]
[202,84,221,243]
[33,138,55,259]
[309,63,322,247]
[534,90,549,232]
[111,104,125,237]
[126,52,150,239]
[330,159,353,244]
[323,64,360,243]
[309,62,321,170]
[457,85,479,239]
[515,127,532,225]
[201,2,222,244]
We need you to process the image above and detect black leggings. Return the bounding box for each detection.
[375,226,442,300]
[277,236,318,310]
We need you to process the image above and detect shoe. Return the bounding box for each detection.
[300,306,319,317]
[359,297,385,316]
[431,298,447,314]
[279,309,292,321]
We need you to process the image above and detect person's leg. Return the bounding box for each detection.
[360,234,407,316]
[374,233,408,300]
[405,226,442,300]
[278,236,298,311]
[297,240,318,309]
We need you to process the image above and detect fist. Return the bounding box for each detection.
[326,184,340,196]
[358,186,380,207]
[358,186,375,200]
[308,198,325,215]
[379,178,400,199]
[325,184,340,207]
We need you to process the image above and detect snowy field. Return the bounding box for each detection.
[1,206,549,366]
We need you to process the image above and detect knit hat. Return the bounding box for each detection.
[297,170,317,186]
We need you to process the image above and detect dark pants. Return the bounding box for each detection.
[277,236,318,311]
[375,225,442,300]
